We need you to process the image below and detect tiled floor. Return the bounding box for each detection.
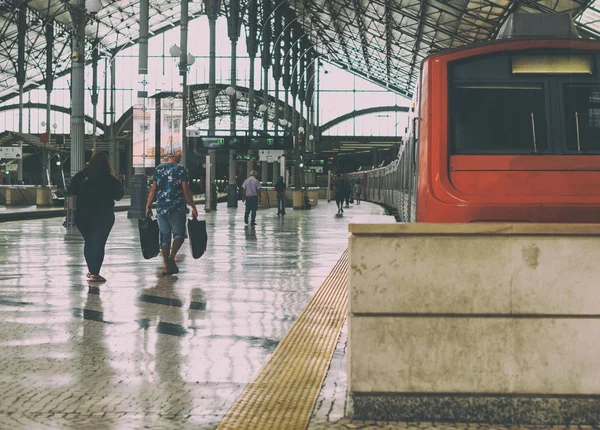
[0,200,383,429]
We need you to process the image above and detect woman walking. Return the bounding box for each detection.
[68,152,124,284]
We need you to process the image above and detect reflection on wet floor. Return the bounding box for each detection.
[0,202,383,428]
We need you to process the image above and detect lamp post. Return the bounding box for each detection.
[205,0,221,212]
[227,0,241,208]
[65,0,102,226]
[225,86,242,207]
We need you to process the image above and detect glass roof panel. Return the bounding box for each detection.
[0,0,598,104]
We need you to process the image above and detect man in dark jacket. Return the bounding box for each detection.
[274,176,286,215]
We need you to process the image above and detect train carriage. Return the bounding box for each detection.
[353,13,600,223]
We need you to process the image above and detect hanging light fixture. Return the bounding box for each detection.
[187,53,196,66]
[298,126,305,134]
[236,91,243,100]
[169,44,182,57]
[225,86,236,96]
[258,104,268,113]
[86,0,103,14]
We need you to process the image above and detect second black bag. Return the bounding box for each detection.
[188,217,208,259]
[138,216,160,259]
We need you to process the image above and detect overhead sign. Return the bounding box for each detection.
[0,147,22,159]
[198,136,244,150]
[235,153,258,161]
[304,166,324,173]
[195,136,294,151]
[308,158,334,166]
[259,149,284,162]
[248,136,293,150]
[4,162,18,171]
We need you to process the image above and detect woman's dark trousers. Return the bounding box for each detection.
[75,209,115,276]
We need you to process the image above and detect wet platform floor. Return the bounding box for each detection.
[0,201,383,429]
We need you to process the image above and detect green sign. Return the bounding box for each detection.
[235,153,258,161]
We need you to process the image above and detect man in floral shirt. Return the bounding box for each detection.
[146,151,198,275]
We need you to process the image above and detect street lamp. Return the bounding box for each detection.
[169,44,182,57]
[86,0,103,13]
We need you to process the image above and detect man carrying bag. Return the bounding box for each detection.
[145,151,198,275]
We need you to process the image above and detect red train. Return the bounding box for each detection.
[349,14,600,223]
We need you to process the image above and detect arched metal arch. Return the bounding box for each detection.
[319,105,409,134]
[0,102,107,131]
[186,83,305,128]
[111,84,305,137]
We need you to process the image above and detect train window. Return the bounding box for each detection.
[564,86,600,153]
[451,85,548,154]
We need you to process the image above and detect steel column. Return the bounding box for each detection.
[227,0,241,208]
[91,42,99,153]
[205,0,220,211]
[16,2,26,182]
[109,57,118,174]
[44,20,54,187]
[180,0,189,168]
[70,0,86,175]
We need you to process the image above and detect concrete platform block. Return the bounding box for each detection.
[348,217,600,425]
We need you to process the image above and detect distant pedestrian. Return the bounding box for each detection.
[334,175,346,214]
[275,176,286,216]
[146,151,198,275]
[353,180,362,205]
[344,176,351,208]
[68,151,124,284]
[242,170,262,226]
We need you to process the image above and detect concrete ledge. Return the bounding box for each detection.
[349,216,600,235]
[352,394,600,425]
[348,219,600,424]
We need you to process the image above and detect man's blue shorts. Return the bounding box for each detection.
[157,210,186,247]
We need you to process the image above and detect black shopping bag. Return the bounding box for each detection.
[188,217,208,259]
[138,216,160,259]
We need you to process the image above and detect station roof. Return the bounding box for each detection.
[0,0,598,105]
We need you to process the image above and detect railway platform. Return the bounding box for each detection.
[0,200,589,429]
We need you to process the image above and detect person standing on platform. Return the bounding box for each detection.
[68,151,124,284]
[275,176,286,216]
[334,175,346,215]
[242,170,262,226]
[344,175,351,208]
[353,180,362,205]
[146,151,198,275]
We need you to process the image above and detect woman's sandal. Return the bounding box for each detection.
[88,275,107,283]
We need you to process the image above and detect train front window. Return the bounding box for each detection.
[451,86,548,154]
[564,86,600,153]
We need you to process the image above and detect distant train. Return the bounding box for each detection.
[349,14,600,223]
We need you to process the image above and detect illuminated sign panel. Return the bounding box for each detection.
[199,136,293,150]
[512,55,593,74]
[248,136,293,150]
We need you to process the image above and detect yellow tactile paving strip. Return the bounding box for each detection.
[218,251,349,430]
